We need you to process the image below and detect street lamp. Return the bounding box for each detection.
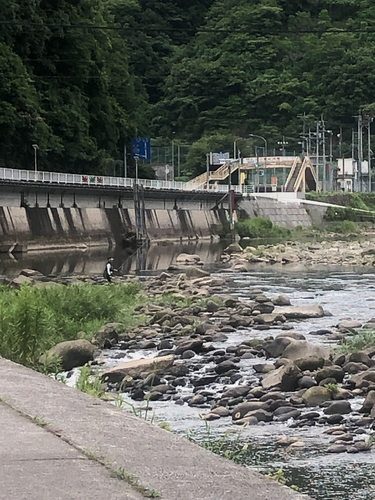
[32,144,39,181]
[249,134,268,192]
[249,134,268,157]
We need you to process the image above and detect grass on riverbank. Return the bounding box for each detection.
[338,329,375,353]
[0,282,143,367]
[235,217,291,239]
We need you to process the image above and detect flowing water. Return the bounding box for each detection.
[4,243,375,499]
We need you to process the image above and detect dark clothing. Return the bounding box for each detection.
[103,262,114,282]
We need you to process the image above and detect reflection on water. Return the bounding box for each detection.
[0,240,227,278]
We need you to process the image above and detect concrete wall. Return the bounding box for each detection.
[239,198,312,227]
[0,206,227,250]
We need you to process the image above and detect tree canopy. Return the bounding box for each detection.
[1,0,375,176]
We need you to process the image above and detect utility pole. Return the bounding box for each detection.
[358,113,363,192]
[368,119,372,192]
[32,144,39,181]
[206,153,210,189]
[124,143,128,178]
[177,144,181,177]
[321,116,326,191]
[316,121,320,190]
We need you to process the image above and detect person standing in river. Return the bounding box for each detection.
[104,257,117,283]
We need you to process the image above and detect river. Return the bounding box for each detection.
[3,243,375,499]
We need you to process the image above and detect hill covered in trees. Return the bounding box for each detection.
[1,0,375,176]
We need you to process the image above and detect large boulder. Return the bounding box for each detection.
[302,386,331,407]
[294,356,325,372]
[315,366,345,384]
[261,363,301,391]
[175,338,203,355]
[176,253,201,264]
[263,337,292,358]
[184,267,210,278]
[323,401,352,415]
[42,339,97,371]
[232,401,270,421]
[102,355,174,383]
[359,390,375,414]
[281,341,329,362]
[273,305,325,319]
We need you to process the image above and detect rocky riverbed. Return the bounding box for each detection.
[221,236,375,271]
[6,246,375,500]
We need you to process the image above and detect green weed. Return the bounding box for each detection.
[0,282,142,367]
[187,420,248,464]
[235,217,291,240]
[339,329,375,353]
[76,366,105,398]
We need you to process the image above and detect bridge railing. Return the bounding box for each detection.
[0,167,243,193]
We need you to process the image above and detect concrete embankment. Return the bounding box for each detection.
[0,357,311,500]
[0,206,227,251]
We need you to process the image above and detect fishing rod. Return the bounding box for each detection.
[115,238,150,274]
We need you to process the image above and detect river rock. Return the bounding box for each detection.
[176,253,201,264]
[232,401,270,420]
[10,274,35,289]
[302,386,331,407]
[41,339,97,371]
[261,363,301,391]
[343,362,369,374]
[327,444,348,453]
[263,337,292,358]
[184,267,210,278]
[272,294,291,306]
[215,360,238,374]
[94,322,123,348]
[348,351,373,367]
[281,341,329,362]
[189,394,206,406]
[326,414,345,425]
[206,300,220,313]
[102,355,174,383]
[181,350,196,359]
[221,386,251,399]
[323,401,352,415]
[244,409,273,422]
[359,390,375,413]
[274,305,325,319]
[337,320,362,329]
[350,371,375,388]
[211,406,231,417]
[253,363,275,374]
[175,338,203,355]
[294,356,325,372]
[277,332,306,341]
[315,366,345,384]
[298,376,317,389]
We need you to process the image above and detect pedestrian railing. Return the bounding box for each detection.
[0,167,244,194]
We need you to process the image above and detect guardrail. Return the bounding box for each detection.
[0,167,244,194]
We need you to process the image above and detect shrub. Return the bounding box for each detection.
[235,217,291,239]
[0,282,142,367]
[326,220,360,234]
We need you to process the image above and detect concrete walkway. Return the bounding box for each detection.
[0,357,312,500]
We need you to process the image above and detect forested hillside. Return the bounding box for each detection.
[1,0,375,176]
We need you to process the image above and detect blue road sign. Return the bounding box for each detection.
[131,137,151,160]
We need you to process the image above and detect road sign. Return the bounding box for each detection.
[210,151,230,165]
[131,137,151,160]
